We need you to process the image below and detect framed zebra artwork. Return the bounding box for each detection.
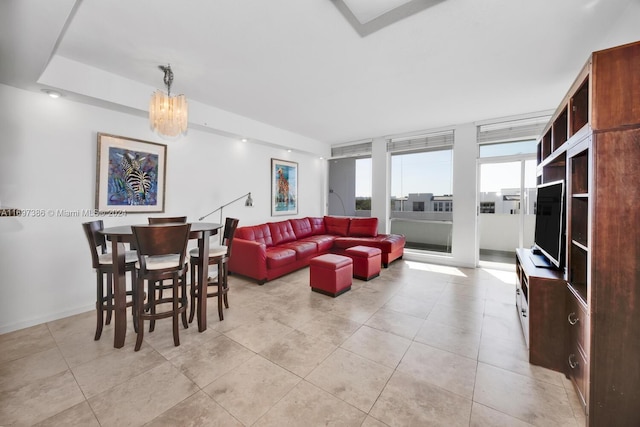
[95,133,167,213]
[271,158,298,216]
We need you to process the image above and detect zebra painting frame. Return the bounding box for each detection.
[96,133,167,213]
[271,158,298,216]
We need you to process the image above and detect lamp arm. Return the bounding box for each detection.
[198,192,251,221]
[198,206,221,221]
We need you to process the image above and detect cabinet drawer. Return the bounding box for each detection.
[567,288,588,353]
[518,295,529,346]
[567,340,588,410]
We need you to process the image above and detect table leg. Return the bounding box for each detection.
[197,230,210,332]
[111,239,127,348]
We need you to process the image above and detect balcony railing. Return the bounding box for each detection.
[354,211,534,258]
[390,216,453,253]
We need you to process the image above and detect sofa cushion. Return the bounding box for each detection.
[348,217,378,237]
[300,235,336,252]
[324,216,350,236]
[308,217,326,235]
[265,247,297,269]
[235,224,273,247]
[290,217,313,239]
[268,220,297,246]
[333,235,406,252]
[281,240,318,259]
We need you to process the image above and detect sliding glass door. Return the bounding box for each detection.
[390,147,453,254]
[477,151,536,264]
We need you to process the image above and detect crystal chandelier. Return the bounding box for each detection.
[149,64,188,138]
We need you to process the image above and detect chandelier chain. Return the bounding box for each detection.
[158,65,173,96]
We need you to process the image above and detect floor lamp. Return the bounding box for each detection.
[199,192,253,225]
[329,189,346,216]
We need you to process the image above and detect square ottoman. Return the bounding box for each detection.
[310,254,353,297]
[345,245,382,281]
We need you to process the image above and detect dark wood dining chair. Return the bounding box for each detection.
[148,216,188,224]
[189,217,239,322]
[146,216,188,304]
[82,220,138,340]
[131,223,191,351]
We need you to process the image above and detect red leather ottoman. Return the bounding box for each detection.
[345,245,382,281]
[310,254,353,297]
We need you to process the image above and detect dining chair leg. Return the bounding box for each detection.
[217,287,224,321]
[132,292,138,334]
[217,259,224,321]
[105,273,113,325]
[188,262,197,323]
[95,273,105,341]
[134,277,145,352]
[181,280,189,329]
[130,269,138,333]
[144,280,152,313]
[149,280,156,332]
[172,275,180,347]
[222,263,229,309]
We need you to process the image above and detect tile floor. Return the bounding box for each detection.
[0,259,586,426]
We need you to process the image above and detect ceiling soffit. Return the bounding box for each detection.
[331,0,446,36]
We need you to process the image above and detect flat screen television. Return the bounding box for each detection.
[532,180,565,269]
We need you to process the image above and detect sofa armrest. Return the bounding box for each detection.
[228,238,267,282]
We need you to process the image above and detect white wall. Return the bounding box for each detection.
[0,83,326,333]
[371,137,390,235]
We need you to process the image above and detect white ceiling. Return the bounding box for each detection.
[2,0,640,147]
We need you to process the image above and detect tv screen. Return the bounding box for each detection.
[533,180,564,268]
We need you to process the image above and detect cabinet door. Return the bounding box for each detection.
[567,338,587,409]
[566,287,588,411]
[588,129,640,425]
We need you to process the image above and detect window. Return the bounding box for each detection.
[389,138,454,254]
[327,154,371,217]
[480,202,495,213]
[355,157,372,214]
[477,122,540,263]
[479,140,537,158]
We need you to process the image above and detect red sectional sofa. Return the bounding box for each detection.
[228,216,405,284]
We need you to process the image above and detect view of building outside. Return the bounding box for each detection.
[478,159,538,256]
[388,148,454,253]
[478,161,537,215]
[353,139,537,256]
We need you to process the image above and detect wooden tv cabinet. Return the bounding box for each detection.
[515,248,566,372]
[534,40,640,425]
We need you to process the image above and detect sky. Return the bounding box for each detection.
[355,151,453,197]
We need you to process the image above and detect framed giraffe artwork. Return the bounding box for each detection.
[95,133,167,213]
[271,158,298,216]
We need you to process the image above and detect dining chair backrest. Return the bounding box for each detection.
[148,216,188,224]
[82,220,107,269]
[132,223,192,271]
[222,217,240,256]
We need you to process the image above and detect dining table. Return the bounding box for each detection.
[101,221,223,348]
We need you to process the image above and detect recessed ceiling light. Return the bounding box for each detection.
[241,138,248,142]
[41,89,62,98]
[287,149,292,153]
